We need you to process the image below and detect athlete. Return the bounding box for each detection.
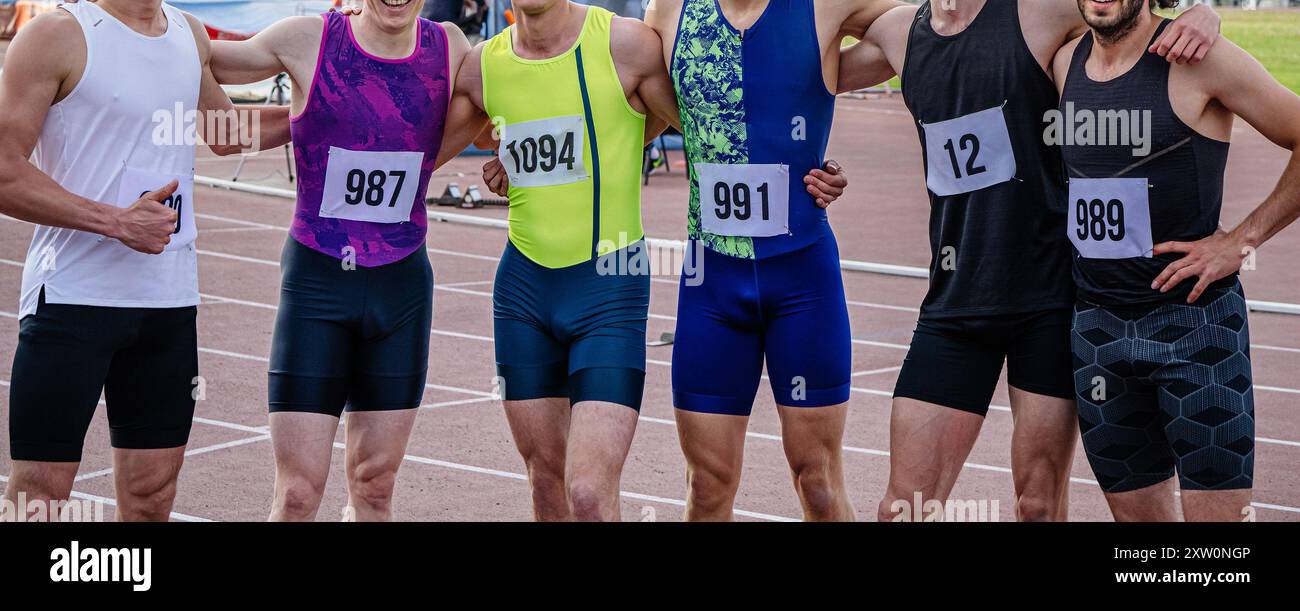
[208,0,475,521]
[837,0,1220,521]
[470,0,852,520]
[0,0,286,521]
[632,0,900,522]
[1054,0,1300,521]
[429,0,680,522]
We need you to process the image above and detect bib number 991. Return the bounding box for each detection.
[712,181,771,222]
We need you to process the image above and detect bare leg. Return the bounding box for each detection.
[777,403,853,521]
[113,446,187,522]
[1007,387,1078,522]
[2,460,79,521]
[503,398,571,521]
[343,409,418,522]
[674,409,748,522]
[878,398,984,522]
[1181,489,1253,522]
[269,412,339,522]
[565,401,639,522]
[1103,477,1182,521]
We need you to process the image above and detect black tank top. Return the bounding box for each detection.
[1060,20,1233,307]
[901,0,1073,320]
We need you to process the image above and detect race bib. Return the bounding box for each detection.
[697,163,790,238]
[1068,178,1153,259]
[498,116,587,188]
[319,148,424,224]
[115,167,195,251]
[922,105,1017,196]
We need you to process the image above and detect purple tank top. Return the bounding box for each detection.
[290,13,449,267]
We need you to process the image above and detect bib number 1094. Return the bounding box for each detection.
[497,115,588,188]
[505,132,577,175]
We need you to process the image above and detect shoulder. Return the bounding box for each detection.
[438,20,472,56]
[5,8,85,72]
[269,14,328,38]
[177,11,212,57]
[643,0,683,28]
[1171,36,1254,96]
[1051,34,1085,90]
[14,6,82,40]
[1018,0,1084,41]
[872,4,918,35]
[609,15,663,68]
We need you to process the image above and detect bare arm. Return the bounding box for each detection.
[836,0,907,40]
[435,42,492,168]
[837,3,914,94]
[185,13,291,155]
[611,16,681,131]
[1150,40,1300,302]
[0,12,176,253]
[1029,0,1219,70]
[210,16,321,84]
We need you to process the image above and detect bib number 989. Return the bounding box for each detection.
[1075,198,1126,242]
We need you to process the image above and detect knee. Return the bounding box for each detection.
[566,477,610,522]
[791,462,838,518]
[350,468,397,513]
[277,477,325,519]
[1016,493,1058,523]
[686,463,740,511]
[119,475,178,522]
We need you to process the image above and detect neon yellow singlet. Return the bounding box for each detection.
[481,6,645,269]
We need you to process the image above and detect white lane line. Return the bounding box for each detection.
[5,289,1300,444]
[634,415,1298,514]
[852,366,902,378]
[2,378,1297,517]
[73,434,271,482]
[328,440,799,522]
[0,473,211,522]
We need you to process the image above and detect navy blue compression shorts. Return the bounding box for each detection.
[1072,281,1255,493]
[493,240,649,410]
[268,239,433,417]
[672,234,852,416]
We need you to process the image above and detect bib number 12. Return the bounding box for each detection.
[942,134,986,180]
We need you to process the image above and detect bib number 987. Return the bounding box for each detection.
[343,169,407,208]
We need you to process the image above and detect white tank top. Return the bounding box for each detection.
[19,1,201,318]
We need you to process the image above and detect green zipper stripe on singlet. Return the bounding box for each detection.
[575,46,602,260]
